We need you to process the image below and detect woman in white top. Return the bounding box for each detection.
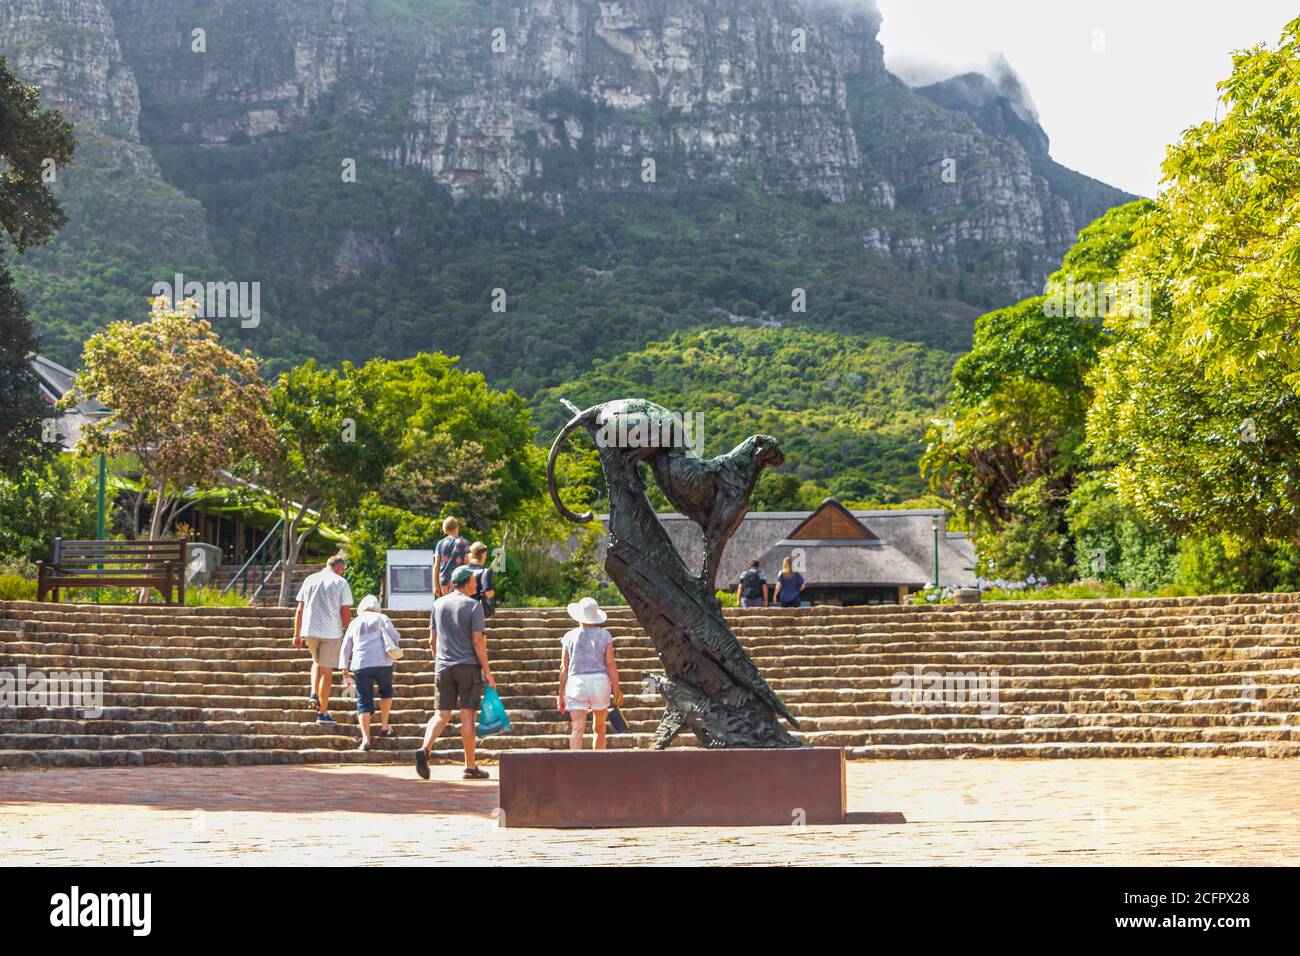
[557,597,622,750]
[338,595,403,751]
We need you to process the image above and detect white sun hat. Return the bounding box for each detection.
[566,596,608,625]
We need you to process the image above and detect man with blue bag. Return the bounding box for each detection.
[415,565,495,781]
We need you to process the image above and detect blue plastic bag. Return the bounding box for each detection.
[477,686,511,737]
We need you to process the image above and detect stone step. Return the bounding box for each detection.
[8,738,1300,771]
[29,664,1296,696]
[10,682,1294,717]
[15,677,1294,705]
[5,721,1298,754]
[9,652,1300,683]
[9,631,1300,661]
[11,598,1300,629]
[16,608,1300,634]
[5,693,1293,725]
[4,707,1294,741]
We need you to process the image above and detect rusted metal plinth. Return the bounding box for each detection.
[498,747,846,828]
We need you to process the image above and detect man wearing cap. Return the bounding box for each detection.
[415,564,495,780]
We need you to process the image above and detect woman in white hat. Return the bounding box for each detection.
[558,596,622,750]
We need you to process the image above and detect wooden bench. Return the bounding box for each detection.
[36,539,188,604]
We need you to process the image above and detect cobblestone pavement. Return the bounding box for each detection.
[2,758,1297,865]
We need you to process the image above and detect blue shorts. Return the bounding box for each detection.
[354,665,394,714]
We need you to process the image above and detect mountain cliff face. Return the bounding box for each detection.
[104,0,865,202]
[2,0,1133,391]
[0,0,139,140]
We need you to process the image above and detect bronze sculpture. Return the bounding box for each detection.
[547,399,801,748]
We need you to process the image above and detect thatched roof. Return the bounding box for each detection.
[601,499,979,590]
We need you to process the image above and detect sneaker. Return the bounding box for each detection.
[316,712,336,724]
[307,694,320,707]
[462,766,490,780]
[414,748,430,780]
[357,740,371,752]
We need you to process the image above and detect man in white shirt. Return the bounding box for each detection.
[293,553,353,723]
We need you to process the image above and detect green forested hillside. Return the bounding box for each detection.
[131,131,987,394]
[8,131,219,362]
[534,326,956,503]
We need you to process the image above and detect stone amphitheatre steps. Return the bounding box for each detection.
[1,595,1299,768]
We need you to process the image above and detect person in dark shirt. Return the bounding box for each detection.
[466,541,495,616]
[737,560,768,608]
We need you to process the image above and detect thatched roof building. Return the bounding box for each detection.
[600,498,978,606]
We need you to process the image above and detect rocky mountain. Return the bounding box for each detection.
[2,0,1133,401]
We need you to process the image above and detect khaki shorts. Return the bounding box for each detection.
[305,637,342,669]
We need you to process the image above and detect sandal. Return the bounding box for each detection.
[462,766,490,780]
[380,727,396,738]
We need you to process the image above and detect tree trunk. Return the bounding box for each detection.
[140,476,172,602]
[277,501,315,607]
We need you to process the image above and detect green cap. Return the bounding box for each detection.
[451,565,475,585]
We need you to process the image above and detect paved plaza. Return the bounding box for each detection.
[3,757,1297,865]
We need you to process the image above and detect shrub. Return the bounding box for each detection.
[0,574,36,601]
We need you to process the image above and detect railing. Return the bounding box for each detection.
[221,519,283,601]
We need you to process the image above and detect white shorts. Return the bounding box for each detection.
[565,673,611,712]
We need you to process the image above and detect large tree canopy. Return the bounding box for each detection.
[66,298,274,541]
[1089,16,1300,543]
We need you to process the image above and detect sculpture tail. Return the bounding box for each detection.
[547,400,596,523]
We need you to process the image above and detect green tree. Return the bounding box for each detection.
[66,299,274,542]
[0,453,97,563]
[1089,17,1300,546]
[370,353,541,522]
[380,430,504,532]
[0,57,75,476]
[922,201,1152,581]
[344,495,442,599]
[255,359,399,605]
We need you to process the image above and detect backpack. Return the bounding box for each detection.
[740,569,765,599]
[472,566,495,618]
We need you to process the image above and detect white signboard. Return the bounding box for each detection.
[386,549,435,611]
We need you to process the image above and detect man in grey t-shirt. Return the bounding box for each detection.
[416,565,495,780]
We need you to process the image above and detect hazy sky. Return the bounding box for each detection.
[875,0,1296,197]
